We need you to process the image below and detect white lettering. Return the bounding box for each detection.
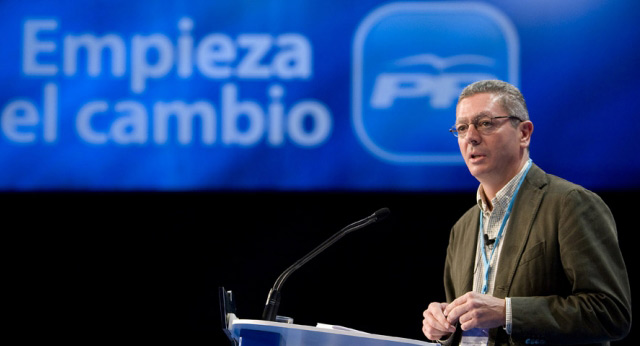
[153,101,216,145]
[287,101,331,147]
[370,73,435,108]
[63,34,126,77]
[197,34,235,78]
[274,34,312,79]
[371,73,496,109]
[61,84,332,147]
[177,18,194,78]
[43,83,58,142]
[1,100,39,143]
[267,84,285,146]
[222,84,264,146]
[12,18,335,152]
[111,101,148,144]
[23,19,59,76]
[77,101,109,144]
[131,34,174,93]
[22,18,315,89]
[237,34,272,78]
[0,83,58,143]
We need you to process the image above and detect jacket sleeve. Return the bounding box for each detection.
[510,188,631,344]
[441,210,476,346]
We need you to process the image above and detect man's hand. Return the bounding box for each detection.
[443,292,506,331]
[422,302,456,340]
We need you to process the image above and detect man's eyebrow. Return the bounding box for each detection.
[456,112,493,123]
[472,111,494,119]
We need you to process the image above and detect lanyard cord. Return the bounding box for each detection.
[479,159,532,294]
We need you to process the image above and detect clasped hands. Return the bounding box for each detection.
[422,292,506,341]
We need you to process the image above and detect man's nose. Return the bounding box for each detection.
[465,124,482,143]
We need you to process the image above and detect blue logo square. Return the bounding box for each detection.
[352,2,519,164]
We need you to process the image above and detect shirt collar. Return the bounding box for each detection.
[476,161,532,213]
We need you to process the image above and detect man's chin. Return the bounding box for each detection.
[468,166,490,181]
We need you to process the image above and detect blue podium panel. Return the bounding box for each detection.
[230,319,439,346]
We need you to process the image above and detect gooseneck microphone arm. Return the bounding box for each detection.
[262,208,390,321]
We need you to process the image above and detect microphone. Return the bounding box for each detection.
[484,233,495,246]
[261,207,390,321]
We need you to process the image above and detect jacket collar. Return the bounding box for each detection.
[490,163,548,298]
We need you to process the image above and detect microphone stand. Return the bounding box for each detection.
[262,209,389,321]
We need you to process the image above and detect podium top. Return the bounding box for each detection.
[230,319,439,346]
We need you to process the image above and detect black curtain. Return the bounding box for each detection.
[4,191,636,345]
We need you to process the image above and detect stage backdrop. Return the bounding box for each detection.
[2,0,639,191]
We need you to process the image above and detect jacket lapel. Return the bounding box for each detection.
[492,164,548,298]
[462,208,480,294]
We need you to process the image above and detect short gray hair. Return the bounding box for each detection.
[458,80,529,122]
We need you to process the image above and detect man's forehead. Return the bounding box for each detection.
[455,93,505,120]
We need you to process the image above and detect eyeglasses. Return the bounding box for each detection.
[450,115,522,138]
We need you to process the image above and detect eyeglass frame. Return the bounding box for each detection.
[449,115,523,138]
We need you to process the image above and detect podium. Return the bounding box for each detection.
[228,319,439,346]
[219,287,438,346]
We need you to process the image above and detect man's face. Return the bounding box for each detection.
[455,93,528,185]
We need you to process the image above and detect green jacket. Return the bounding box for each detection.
[443,164,631,345]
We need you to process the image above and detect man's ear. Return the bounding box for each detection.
[519,121,533,148]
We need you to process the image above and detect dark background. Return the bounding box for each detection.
[5,190,635,344]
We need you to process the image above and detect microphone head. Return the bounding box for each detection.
[373,207,390,221]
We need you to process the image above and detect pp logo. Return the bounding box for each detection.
[352,2,519,163]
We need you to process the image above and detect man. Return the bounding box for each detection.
[421,80,631,345]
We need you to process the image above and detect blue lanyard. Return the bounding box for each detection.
[479,159,532,294]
